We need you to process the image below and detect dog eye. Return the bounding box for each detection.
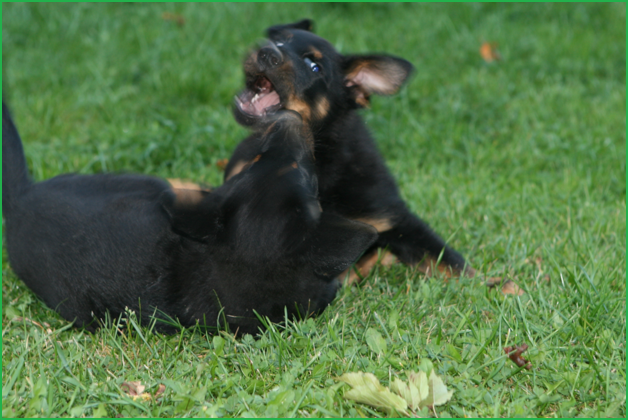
[303,57,321,73]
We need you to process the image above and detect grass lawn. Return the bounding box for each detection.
[2,3,625,418]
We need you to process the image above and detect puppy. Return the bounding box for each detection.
[2,103,377,334]
[227,19,480,283]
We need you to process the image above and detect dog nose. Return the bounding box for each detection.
[257,46,283,69]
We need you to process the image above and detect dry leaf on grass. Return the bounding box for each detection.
[121,381,163,402]
[486,278,525,296]
[162,12,185,27]
[154,384,166,399]
[480,42,501,63]
[501,280,524,296]
[215,158,229,171]
[504,343,532,370]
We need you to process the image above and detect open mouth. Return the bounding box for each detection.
[235,76,282,117]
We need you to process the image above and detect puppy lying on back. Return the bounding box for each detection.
[2,103,377,335]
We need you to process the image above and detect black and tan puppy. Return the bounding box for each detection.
[2,103,377,334]
[228,20,480,283]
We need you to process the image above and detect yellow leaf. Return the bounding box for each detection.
[421,370,454,408]
[338,372,408,414]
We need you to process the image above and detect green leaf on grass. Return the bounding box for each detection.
[446,344,463,363]
[365,328,387,355]
[92,404,108,418]
[213,336,225,356]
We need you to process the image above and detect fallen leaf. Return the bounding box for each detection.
[391,372,428,410]
[121,381,145,396]
[338,370,454,414]
[155,384,166,399]
[162,12,185,27]
[216,158,229,171]
[425,370,454,407]
[13,316,46,330]
[480,42,501,63]
[365,328,387,355]
[486,278,525,296]
[485,277,502,287]
[504,343,532,370]
[501,280,524,296]
[338,372,408,414]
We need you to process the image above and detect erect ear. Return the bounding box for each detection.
[308,213,378,278]
[343,55,414,107]
[267,19,314,37]
[161,190,223,243]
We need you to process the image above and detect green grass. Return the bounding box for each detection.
[2,3,625,418]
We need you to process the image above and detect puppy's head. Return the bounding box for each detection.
[234,19,415,131]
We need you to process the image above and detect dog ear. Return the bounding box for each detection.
[267,19,314,37]
[343,55,414,107]
[161,190,223,243]
[308,213,378,278]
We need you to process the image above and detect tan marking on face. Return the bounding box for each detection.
[342,250,396,286]
[243,50,259,74]
[315,97,330,119]
[285,96,311,122]
[167,178,210,206]
[252,154,261,163]
[354,217,394,233]
[354,94,370,108]
[309,47,323,60]
[278,58,293,72]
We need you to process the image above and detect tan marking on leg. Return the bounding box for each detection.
[261,120,279,138]
[415,255,458,279]
[167,179,210,206]
[354,217,394,233]
[225,160,249,181]
[315,97,330,119]
[342,250,397,286]
[225,155,262,181]
[277,162,299,177]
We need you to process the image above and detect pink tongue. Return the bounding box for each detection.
[253,91,280,114]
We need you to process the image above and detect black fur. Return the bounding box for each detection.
[228,20,475,277]
[2,104,377,335]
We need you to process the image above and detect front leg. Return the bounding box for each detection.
[372,210,474,278]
